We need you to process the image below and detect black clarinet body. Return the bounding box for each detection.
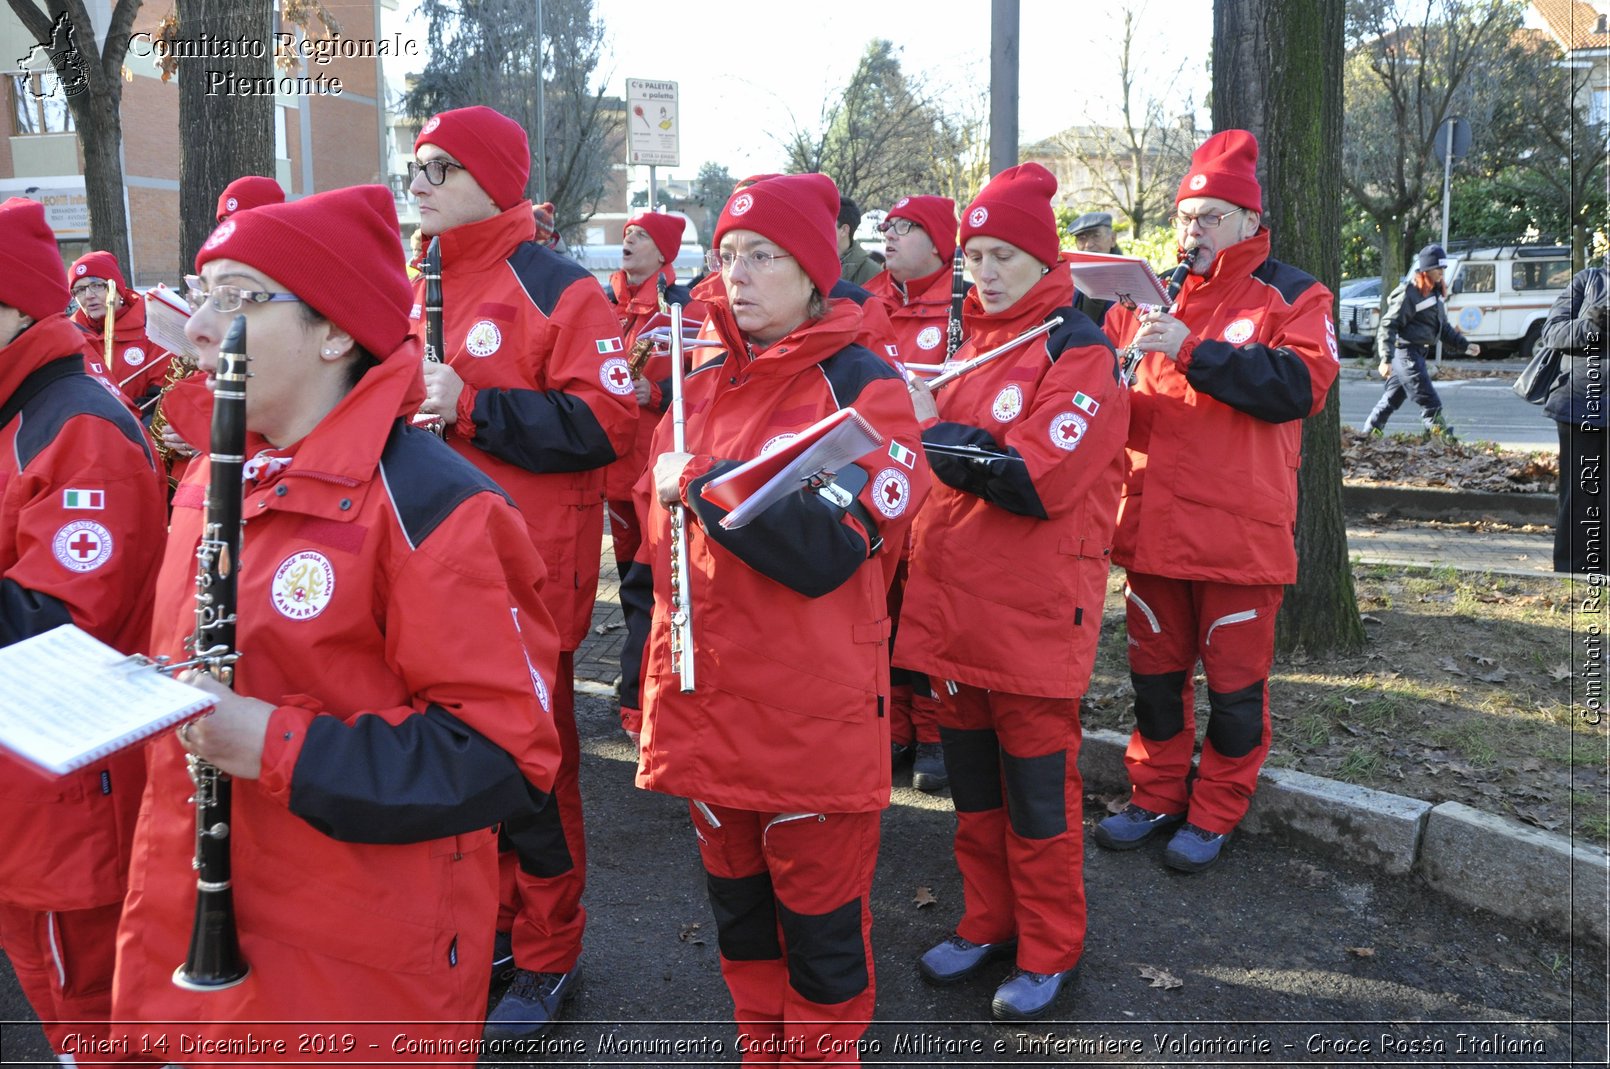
[418,236,447,436]
[173,314,249,992]
[945,247,966,360]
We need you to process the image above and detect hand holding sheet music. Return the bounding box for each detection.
[1063,252,1170,307]
[699,407,883,529]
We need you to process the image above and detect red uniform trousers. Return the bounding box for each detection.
[0,901,134,1063]
[1122,572,1284,833]
[936,685,1084,975]
[691,803,879,1068]
[498,651,585,972]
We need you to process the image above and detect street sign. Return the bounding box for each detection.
[1433,116,1472,163]
[626,78,679,167]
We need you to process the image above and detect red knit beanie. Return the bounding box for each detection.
[713,173,840,295]
[626,211,685,265]
[216,176,286,221]
[886,195,958,258]
[1177,129,1262,212]
[68,250,131,302]
[960,163,1060,267]
[532,201,558,246]
[196,185,413,360]
[0,198,69,321]
[415,106,531,212]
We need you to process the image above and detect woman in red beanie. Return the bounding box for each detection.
[111,185,566,1063]
[893,161,1130,1021]
[620,172,930,1066]
[0,197,167,1066]
[68,250,175,411]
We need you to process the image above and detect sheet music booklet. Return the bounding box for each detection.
[0,624,216,776]
[142,284,201,363]
[1064,251,1171,307]
[700,407,883,530]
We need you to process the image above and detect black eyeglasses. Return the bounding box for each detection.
[409,159,466,187]
[876,218,919,235]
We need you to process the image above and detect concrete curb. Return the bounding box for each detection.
[1079,728,1608,945]
[1343,483,1555,525]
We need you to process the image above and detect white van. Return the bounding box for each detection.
[1443,244,1572,359]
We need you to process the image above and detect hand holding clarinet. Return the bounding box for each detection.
[1121,245,1199,383]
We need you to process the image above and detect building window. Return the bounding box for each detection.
[11,73,75,135]
[1592,88,1608,128]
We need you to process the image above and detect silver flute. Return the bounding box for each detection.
[661,281,696,693]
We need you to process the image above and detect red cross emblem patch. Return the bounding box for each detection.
[873,467,910,519]
[1049,411,1088,452]
[52,520,113,572]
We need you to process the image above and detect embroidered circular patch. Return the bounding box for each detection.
[759,433,797,456]
[271,551,335,621]
[1222,317,1255,344]
[1049,411,1088,452]
[968,206,988,227]
[1188,174,1207,191]
[421,116,441,135]
[873,467,910,518]
[465,319,502,357]
[53,520,113,572]
[225,196,239,212]
[75,263,88,276]
[203,219,236,251]
[893,196,910,210]
[600,356,634,395]
[916,325,942,351]
[730,193,754,216]
[992,384,1024,423]
[123,346,146,367]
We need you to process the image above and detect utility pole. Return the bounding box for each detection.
[989,0,1019,176]
[534,0,546,196]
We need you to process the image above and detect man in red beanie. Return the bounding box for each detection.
[0,197,167,1062]
[863,193,960,793]
[1097,129,1339,872]
[602,211,706,607]
[409,104,635,1039]
[68,250,175,411]
[215,174,285,221]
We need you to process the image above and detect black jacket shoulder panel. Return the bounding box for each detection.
[16,363,153,470]
[818,343,901,409]
[829,278,874,306]
[1047,306,1117,358]
[1252,257,1321,307]
[378,421,513,548]
[507,242,596,317]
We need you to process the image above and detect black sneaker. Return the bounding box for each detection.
[484,965,581,1042]
[891,740,915,768]
[911,742,949,792]
[487,930,517,1010]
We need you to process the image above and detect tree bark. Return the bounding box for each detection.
[177,0,274,269]
[7,0,142,277]
[1214,0,1364,655]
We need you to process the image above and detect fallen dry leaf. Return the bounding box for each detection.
[1435,657,1468,676]
[1475,667,1509,683]
[678,922,704,946]
[1469,653,1496,667]
[1346,946,1376,958]
[1550,663,1573,682]
[1138,964,1183,990]
[913,886,937,909]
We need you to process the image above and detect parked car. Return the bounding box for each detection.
[1443,244,1572,359]
[1337,276,1383,356]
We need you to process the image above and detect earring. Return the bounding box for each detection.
[322,346,339,356]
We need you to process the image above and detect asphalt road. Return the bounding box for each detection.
[1338,362,1557,452]
[2,690,1606,1068]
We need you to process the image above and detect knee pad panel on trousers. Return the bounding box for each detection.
[1000,748,1068,840]
[706,871,782,961]
[777,897,869,1006]
[1205,680,1266,758]
[939,727,1002,813]
[500,796,575,879]
[1132,670,1189,741]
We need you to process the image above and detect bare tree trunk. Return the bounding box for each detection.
[7,0,143,277]
[177,0,274,268]
[1214,0,1363,655]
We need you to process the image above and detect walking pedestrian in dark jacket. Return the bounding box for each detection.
[1365,244,1480,438]
[1539,264,1607,575]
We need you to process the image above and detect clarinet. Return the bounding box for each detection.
[659,277,696,693]
[945,247,966,360]
[1121,246,1198,386]
[419,237,446,437]
[173,314,250,992]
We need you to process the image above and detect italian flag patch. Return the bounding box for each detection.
[1071,391,1100,417]
[62,489,105,509]
[888,441,917,469]
[596,337,624,354]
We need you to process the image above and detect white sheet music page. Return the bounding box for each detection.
[0,624,215,776]
[1064,252,1170,306]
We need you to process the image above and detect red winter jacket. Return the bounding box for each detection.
[603,265,707,500]
[0,316,167,911]
[894,269,1128,699]
[1102,230,1338,585]
[621,299,930,814]
[865,263,956,364]
[72,291,173,408]
[114,342,564,1060]
[408,204,636,647]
